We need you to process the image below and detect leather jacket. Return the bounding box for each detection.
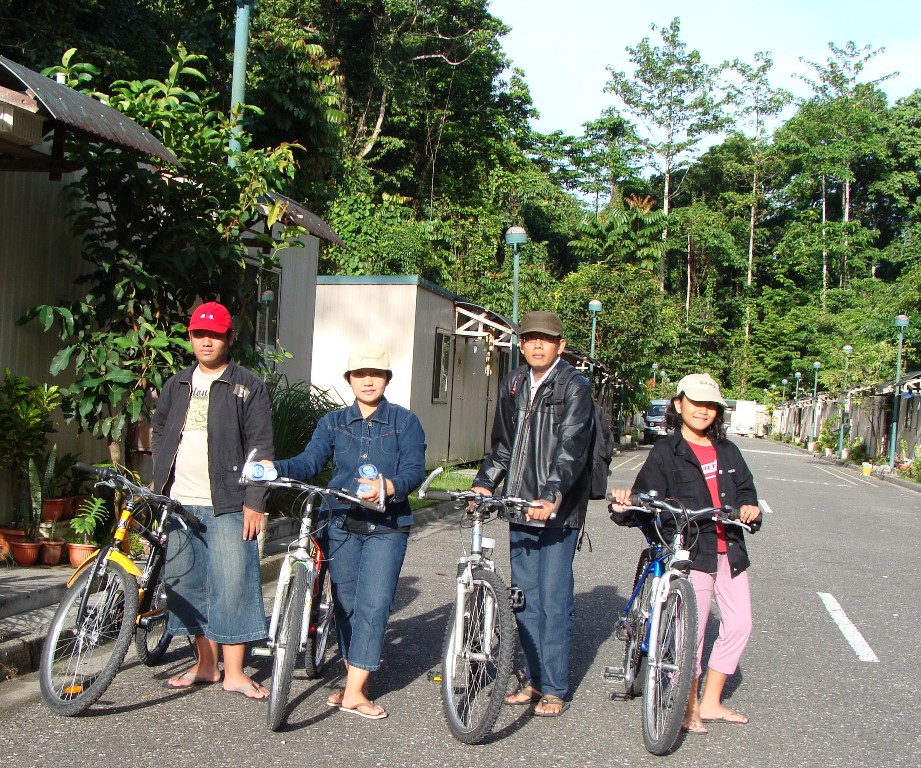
[474,361,594,529]
[633,430,761,577]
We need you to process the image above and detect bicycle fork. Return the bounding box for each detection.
[454,561,497,662]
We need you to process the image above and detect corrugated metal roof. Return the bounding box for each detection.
[0,55,179,167]
[267,192,344,246]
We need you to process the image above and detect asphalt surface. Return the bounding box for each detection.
[2,443,920,767]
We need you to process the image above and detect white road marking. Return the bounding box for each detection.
[764,476,857,487]
[817,592,879,663]
[758,499,773,514]
[819,467,874,485]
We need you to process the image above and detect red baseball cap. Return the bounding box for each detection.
[187,302,233,334]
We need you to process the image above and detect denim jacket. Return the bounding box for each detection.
[274,398,427,529]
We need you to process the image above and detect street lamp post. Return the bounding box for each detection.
[504,226,528,366]
[781,379,788,400]
[794,371,802,400]
[588,299,602,376]
[811,360,822,445]
[838,344,853,457]
[888,315,910,468]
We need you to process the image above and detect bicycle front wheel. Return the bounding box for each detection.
[39,559,139,716]
[304,565,333,679]
[267,562,310,731]
[642,577,697,755]
[623,547,653,698]
[135,556,172,666]
[441,568,515,745]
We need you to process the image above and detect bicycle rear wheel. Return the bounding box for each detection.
[303,565,333,679]
[642,577,697,755]
[39,559,138,716]
[441,568,515,745]
[623,547,653,697]
[267,562,310,731]
[135,556,172,666]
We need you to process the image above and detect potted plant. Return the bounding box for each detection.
[8,456,47,566]
[0,369,61,546]
[67,495,109,567]
[41,449,81,524]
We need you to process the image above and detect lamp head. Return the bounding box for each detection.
[895,314,909,330]
[795,371,802,380]
[843,344,853,355]
[813,361,822,371]
[588,299,602,314]
[504,226,528,246]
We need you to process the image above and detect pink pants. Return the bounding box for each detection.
[689,554,752,679]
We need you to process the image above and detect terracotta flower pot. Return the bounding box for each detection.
[41,497,73,523]
[67,542,97,568]
[10,540,42,567]
[40,539,67,565]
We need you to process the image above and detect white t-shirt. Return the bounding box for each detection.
[171,365,225,506]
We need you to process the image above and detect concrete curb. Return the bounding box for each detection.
[0,501,455,682]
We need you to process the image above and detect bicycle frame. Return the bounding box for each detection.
[452,507,498,662]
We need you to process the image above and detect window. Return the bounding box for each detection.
[432,329,452,403]
[244,261,281,352]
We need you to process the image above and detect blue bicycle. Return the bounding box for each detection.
[606,492,753,755]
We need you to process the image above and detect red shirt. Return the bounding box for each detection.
[687,441,727,554]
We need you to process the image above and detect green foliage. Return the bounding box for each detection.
[21,46,304,464]
[0,370,61,525]
[267,375,340,461]
[70,495,109,546]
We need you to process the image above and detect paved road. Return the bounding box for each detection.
[2,442,920,767]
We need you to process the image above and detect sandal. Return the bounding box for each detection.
[533,695,570,717]
[504,686,542,705]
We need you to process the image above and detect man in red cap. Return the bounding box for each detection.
[152,301,274,699]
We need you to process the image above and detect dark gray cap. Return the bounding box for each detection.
[519,310,564,338]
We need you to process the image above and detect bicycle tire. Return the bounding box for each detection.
[267,562,310,731]
[441,567,515,745]
[623,547,653,697]
[134,556,172,666]
[303,565,333,679]
[39,559,139,716]
[642,577,697,755]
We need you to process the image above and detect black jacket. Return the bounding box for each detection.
[151,360,274,515]
[474,361,594,529]
[632,430,761,577]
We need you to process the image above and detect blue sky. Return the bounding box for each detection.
[488,0,919,137]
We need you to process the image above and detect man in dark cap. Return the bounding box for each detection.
[473,310,594,717]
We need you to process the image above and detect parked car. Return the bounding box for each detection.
[642,399,670,444]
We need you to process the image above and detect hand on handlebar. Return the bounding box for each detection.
[527,498,558,522]
[606,488,632,512]
[737,503,761,525]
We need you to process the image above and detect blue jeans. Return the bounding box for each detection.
[324,517,408,671]
[165,505,267,644]
[509,524,579,699]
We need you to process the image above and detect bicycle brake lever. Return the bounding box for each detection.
[417,466,444,499]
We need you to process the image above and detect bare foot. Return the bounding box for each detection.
[339,698,387,719]
[222,674,269,699]
[681,716,709,735]
[166,668,221,688]
[700,705,748,724]
[327,688,345,707]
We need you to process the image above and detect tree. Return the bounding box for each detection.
[605,17,729,290]
[22,47,303,466]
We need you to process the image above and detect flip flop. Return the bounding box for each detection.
[339,701,388,720]
[165,671,220,689]
[702,710,748,725]
[504,687,542,706]
[533,695,570,717]
[224,682,270,700]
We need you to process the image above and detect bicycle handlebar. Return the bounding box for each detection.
[73,462,200,529]
[608,490,758,531]
[242,476,385,513]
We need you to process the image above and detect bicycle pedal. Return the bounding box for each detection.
[507,586,525,611]
[603,666,625,681]
[613,625,629,641]
[427,668,443,683]
[251,646,273,658]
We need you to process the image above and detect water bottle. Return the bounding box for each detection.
[244,461,278,482]
[357,463,378,494]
